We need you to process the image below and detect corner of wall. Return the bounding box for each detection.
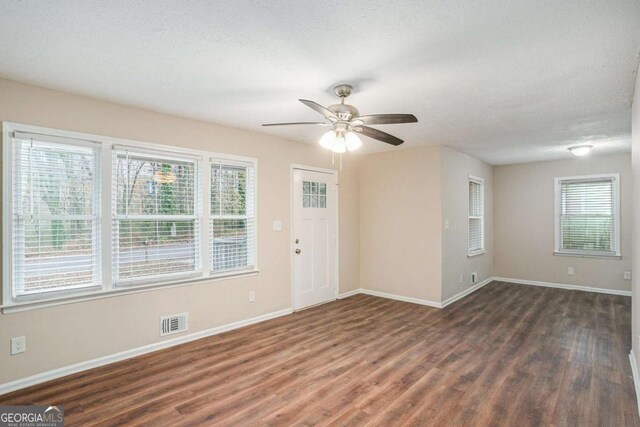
[631,56,640,371]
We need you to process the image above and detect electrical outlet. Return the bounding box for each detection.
[11,336,26,355]
[445,220,450,229]
[249,291,255,303]
[624,271,632,280]
[568,267,574,276]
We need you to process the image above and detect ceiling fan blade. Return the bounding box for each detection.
[299,99,338,121]
[262,122,328,127]
[355,114,418,125]
[354,126,404,146]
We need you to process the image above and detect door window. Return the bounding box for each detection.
[303,181,327,208]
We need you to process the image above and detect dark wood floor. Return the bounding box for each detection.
[1,281,638,426]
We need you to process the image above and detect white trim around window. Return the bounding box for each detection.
[553,173,621,258]
[2,122,259,313]
[468,175,485,257]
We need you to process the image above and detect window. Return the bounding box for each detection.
[3,122,258,310]
[10,132,101,298]
[468,176,484,256]
[210,159,256,273]
[303,181,327,208]
[113,149,200,285]
[555,174,620,257]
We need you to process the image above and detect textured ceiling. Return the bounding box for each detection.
[0,1,639,164]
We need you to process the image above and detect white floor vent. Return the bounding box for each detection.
[160,313,188,336]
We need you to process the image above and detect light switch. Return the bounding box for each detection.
[273,220,283,232]
[568,267,574,276]
[444,220,450,229]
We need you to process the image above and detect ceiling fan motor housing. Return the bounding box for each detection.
[328,103,359,121]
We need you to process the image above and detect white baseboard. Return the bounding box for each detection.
[338,288,362,299]
[359,288,442,308]
[493,277,632,296]
[630,352,640,416]
[0,307,293,396]
[441,277,494,308]
[339,277,492,308]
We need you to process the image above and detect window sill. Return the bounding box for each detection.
[1,269,260,314]
[553,251,622,260]
[468,250,486,258]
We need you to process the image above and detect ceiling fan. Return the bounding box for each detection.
[262,84,418,153]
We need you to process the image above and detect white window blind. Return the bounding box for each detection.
[113,149,200,285]
[11,133,100,297]
[468,177,484,255]
[4,123,261,308]
[210,159,256,273]
[556,175,618,255]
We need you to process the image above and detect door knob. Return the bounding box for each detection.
[295,249,301,254]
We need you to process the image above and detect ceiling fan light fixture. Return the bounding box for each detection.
[319,130,336,150]
[568,144,593,156]
[332,134,347,153]
[345,132,362,152]
[318,130,354,153]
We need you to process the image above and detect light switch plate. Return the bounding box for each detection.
[624,271,632,280]
[273,220,283,232]
[568,267,574,276]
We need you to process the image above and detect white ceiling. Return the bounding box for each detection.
[0,1,639,164]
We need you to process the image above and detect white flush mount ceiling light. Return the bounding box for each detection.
[568,145,593,156]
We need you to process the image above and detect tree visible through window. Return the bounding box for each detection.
[114,151,199,283]
[211,161,256,272]
[12,137,100,296]
[5,124,260,306]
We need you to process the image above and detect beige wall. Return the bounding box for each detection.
[359,146,443,302]
[0,78,360,384]
[441,146,493,301]
[632,63,640,365]
[494,153,632,291]
[2,75,634,388]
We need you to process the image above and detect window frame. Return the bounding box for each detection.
[112,147,203,287]
[2,122,259,312]
[554,173,621,258]
[210,157,258,275]
[468,175,485,257]
[8,133,103,301]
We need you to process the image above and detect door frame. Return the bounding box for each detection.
[290,164,340,310]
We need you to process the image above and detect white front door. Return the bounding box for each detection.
[292,168,337,310]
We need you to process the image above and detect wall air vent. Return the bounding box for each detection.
[160,313,188,336]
